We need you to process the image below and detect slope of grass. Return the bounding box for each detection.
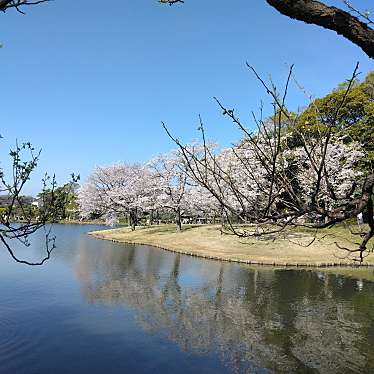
[90,224,374,267]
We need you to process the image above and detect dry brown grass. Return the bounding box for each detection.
[89,224,374,267]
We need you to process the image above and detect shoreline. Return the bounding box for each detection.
[89,224,374,269]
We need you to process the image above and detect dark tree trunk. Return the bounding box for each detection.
[129,209,137,231]
[358,190,374,262]
[266,0,374,58]
[220,206,225,233]
[175,207,182,231]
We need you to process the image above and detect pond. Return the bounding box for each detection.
[0,224,373,373]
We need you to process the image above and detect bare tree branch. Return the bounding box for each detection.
[0,141,78,265]
[0,0,50,14]
[162,63,373,262]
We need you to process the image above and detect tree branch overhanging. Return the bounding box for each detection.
[265,0,374,58]
[160,0,374,59]
[0,0,50,14]
[0,141,79,265]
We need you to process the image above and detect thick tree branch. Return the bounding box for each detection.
[161,0,373,57]
[266,0,374,58]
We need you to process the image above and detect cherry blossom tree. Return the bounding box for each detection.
[147,151,189,230]
[78,163,154,230]
[163,64,373,262]
[78,63,372,262]
[185,183,223,225]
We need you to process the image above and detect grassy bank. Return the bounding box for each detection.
[90,224,374,268]
[57,219,106,225]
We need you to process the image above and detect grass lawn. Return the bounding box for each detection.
[90,224,374,267]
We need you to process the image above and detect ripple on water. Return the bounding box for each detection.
[0,291,54,373]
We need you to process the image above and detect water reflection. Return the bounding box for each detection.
[74,240,374,374]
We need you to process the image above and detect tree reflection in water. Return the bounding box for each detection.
[74,243,374,373]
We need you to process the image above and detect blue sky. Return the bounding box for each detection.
[0,0,373,195]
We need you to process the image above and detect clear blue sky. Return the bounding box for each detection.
[0,0,372,195]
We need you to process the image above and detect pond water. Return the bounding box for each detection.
[0,224,373,374]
